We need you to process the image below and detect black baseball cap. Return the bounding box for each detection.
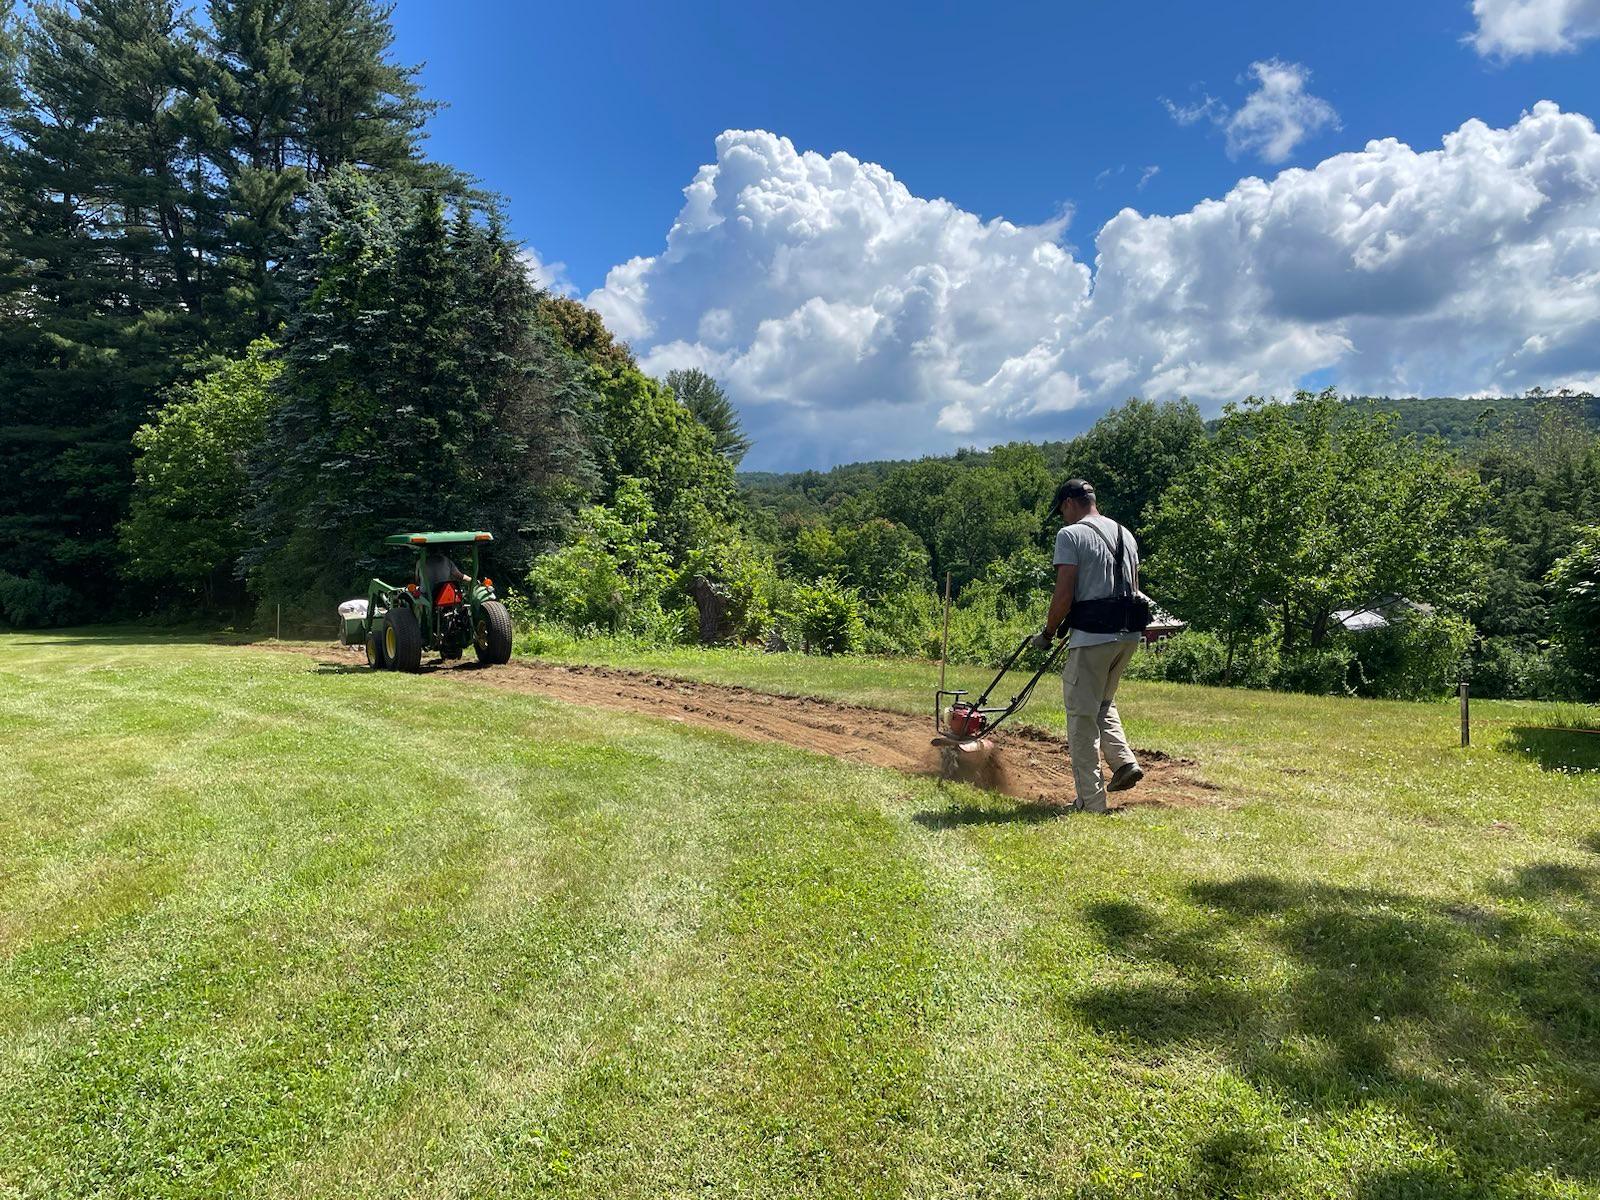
[1051,478,1095,511]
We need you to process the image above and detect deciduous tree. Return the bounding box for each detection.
[1057,398,1206,550]
[1149,391,1488,679]
[1548,525,1600,697]
[120,337,281,606]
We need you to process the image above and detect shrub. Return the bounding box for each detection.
[1150,630,1230,685]
[1274,644,1358,695]
[939,578,1036,666]
[1470,637,1558,700]
[1121,645,1168,681]
[1352,611,1474,699]
[1133,630,1280,687]
[0,570,84,628]
[680,535,777,644]
[974,547,1053,606]
[524,478,675,638]
[788,577,866,655]
[788,517,931,603]
[861,585,940,657]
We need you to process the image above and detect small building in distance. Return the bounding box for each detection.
[1143,604,1187,648]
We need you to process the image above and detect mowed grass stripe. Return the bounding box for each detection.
[263,734,947,1197]
[260,713,740,1196]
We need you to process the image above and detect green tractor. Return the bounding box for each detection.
[338,531,514,672]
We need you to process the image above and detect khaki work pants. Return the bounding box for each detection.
[1062,639,1139,811]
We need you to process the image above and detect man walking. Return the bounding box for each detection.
[1036,479,1144,813]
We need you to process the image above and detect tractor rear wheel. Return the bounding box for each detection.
[384,608,423,673]
[473,600,514,665]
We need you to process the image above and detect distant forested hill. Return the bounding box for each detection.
[1358,391,1600,444]
[742,440,1079,514]
[740,391,1600,508]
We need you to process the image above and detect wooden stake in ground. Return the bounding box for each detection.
[939,571,952,694]
[1460,680,1471,747]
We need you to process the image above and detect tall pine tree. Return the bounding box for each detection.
[0,0,213,621]
[0,2,23,316]
[451,206,593,571]
[664,367,752,465]
[245,169,587,616]
[203,0,443,333]
[0,2,20,134]
[0,0,439,623]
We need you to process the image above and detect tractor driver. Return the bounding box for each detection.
[419,551,467,598]
[1035,478,1145,813]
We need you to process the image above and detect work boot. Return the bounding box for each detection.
[1107,763,1144,793]
[1070,799,1111,815]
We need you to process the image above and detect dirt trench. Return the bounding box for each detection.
[302,646,1217,810]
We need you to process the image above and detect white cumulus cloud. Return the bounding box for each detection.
[1163,61,1336,164]
[589,105,1600,469]
[587,130,1091,465]
[517,245,577,297]
[1224,60,1340,162]
[1471,0,1600,57]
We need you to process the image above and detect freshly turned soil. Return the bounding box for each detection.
[301,646,1219,810]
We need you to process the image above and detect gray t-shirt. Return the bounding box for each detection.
[1053,515,1141,648]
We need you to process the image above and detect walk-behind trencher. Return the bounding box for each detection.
[337,531,514,672]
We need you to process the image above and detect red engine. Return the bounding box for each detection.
[946,703,987,738]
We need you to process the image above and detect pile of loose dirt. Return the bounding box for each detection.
[301,647,1217,810]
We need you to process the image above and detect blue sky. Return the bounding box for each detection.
[389,1,1600,468]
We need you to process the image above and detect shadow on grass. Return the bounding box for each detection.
[1072,1127,1286,1200]
[912,801,1068,829]
[310,657,491,677]
[1501,725,1600,773]
[1070,846,1600,1190]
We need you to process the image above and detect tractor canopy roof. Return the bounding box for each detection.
[383,531,494,547]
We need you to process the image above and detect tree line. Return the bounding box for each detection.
[737,391,1600,700]
[0,0,738,632]
[3,0,1595,704]
[2,0,436,619]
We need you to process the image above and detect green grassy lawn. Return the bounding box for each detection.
[2,630,1599,1198]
